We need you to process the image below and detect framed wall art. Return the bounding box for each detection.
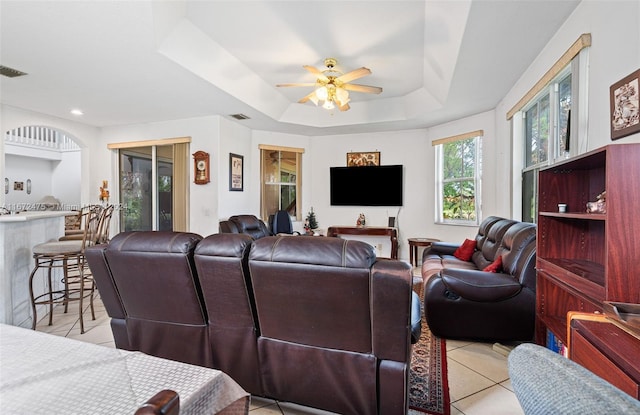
[346,151,380,167]
[610,68,640,140]
[229,153,244,191]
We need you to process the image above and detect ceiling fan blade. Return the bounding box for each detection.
[303,65,329,83]
[276,83,317,88]
[298,91,317,104]
[336,67,371,84]
[342,83,383,94]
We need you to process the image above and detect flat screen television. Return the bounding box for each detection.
[330,165,403,206]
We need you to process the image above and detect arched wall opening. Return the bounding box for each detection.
[3,125,83,211]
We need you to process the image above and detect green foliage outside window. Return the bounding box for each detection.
[158,175,171,192]
[525,95,550,166]
[521,70,572,224]
[441,137,479,221]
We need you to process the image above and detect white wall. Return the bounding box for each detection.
[497,0,640,153]
[310,129,427,259]
[3,143,81,210]
[570,0,640,148]
[4,155,53,206]
[497,0,640,219]
[100,116,222,237]
[52,151,82,207]
[218,118,253,219]
[311,129,422,257]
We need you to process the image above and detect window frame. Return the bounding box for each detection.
[434,133,482,225]
[520,66,574,223]
[522,66,572,170]
[510,34,590,222]
[259,145,303,222]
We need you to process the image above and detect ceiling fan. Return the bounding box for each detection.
[277,58,382,111]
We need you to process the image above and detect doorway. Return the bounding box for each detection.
[118,142,187,231]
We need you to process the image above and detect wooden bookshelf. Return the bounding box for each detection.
[535,144,640,346]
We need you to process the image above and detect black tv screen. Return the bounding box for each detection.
[330,165,403,206]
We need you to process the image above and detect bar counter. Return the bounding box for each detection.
[0,210,74,326]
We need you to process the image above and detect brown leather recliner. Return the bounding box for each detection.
[84,244,130,350]
[193,233,264,396]
[218,219,239,234]
[248,236,414,415]
[219,215,271,239]
[424,221,537,341]
[87,231,211,367]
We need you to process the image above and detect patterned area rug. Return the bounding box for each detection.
[409,315,450,415]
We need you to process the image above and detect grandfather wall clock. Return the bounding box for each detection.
[193,151,210,185]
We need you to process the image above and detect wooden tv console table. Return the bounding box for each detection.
[326,226,398,259]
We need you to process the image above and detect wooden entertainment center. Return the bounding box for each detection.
[535,143,640,396]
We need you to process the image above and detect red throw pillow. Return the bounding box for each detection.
[453,238,477,261]
[483,255,503,273]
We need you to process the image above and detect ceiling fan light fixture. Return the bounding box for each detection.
[277,57,380,112]
[336,88,349,106]
[322,100,335,110]
[336,98,350,108]
[315,86,328,101]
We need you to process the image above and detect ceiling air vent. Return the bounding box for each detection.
[0,65,28,78]
[230,113,250,120]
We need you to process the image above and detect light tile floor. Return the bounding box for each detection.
[36,286,525,415]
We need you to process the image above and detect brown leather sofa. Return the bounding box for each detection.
[422,217,537,341]
[86,231,416,415]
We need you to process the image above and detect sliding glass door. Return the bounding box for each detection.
[119,145,175,231]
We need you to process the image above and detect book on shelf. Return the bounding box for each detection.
[546,329,567,357]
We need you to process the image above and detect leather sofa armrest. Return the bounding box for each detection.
[85,244,131,350]
[423,242,459,258]
[85,244,126,320]
[439,268,522,302]
[371,259,413,362]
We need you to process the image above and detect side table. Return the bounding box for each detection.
[408,238,440,267]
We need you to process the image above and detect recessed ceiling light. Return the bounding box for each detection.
[70,109,84,116]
